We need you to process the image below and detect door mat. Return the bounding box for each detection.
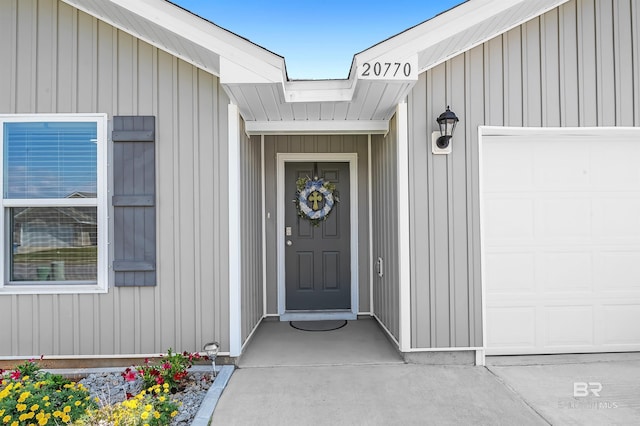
[290,320,348,332]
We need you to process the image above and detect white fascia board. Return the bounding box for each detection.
[416,0,571,73]
[357,0,523,62]
[245,120,389,135]
[62,0,284,82]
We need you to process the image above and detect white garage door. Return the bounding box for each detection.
[481,127,640,356]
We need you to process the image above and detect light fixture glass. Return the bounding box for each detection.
[436,106,459,149]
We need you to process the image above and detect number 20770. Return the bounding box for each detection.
[361,62,412,78]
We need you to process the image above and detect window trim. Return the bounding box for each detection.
[0,114,109,294]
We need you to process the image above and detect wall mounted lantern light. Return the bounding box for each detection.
[432,106,459,154]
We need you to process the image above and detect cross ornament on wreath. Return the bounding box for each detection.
[294,176,339,227]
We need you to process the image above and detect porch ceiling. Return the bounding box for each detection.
[224,80,415,135]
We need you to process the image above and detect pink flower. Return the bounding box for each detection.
[155,376,164,385]
[10,370,21,380]
[162,363,171,370]
[144,358,150,365]
[122,368,137,382]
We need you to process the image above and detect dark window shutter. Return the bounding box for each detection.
[112,116,156,286]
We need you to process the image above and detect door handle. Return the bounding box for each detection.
[286,240,293,246]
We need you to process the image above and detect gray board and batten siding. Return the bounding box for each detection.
[407,0,640,350]
[240,129,264,346]
[0,0,232,356]
[371,117,400,342]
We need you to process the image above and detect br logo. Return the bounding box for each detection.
[573,382,602,397]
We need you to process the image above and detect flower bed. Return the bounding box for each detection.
[0,350,215,426]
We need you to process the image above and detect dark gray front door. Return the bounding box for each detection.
[285,162,351,310]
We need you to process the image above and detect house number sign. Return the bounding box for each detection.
[357,55,418,80]
[362,61,412,78]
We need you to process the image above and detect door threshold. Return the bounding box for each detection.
[280,311,357,321]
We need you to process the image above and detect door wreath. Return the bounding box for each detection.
[294,176,339,227]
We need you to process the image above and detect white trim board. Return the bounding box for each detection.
[246,120,389,136]
[276,153,359,321]
[228,105,242,357]
[368,135,374,316]
[396,102,411,352]
[261,135,267,317]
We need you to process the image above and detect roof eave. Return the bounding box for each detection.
[60,0,285,81]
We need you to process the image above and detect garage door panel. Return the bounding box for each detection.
[533,140,591,189]
[486,307,536,349]
[482,128,640,355]
[594,251,640,291]
[482,140,534,190]
[592,144,640,189]
[544,306,594,347]
[539,251,592,292]
[601,304,640,345]
[485,252,535,293]
[593,198,640,239]
[484,198,534,241]
[536,198,592,239]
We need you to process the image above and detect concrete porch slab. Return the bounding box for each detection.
[238,318,404,367]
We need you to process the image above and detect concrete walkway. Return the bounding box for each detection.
[212,321,640,425]
[212,363,547,425]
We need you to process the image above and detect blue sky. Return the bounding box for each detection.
[172,0,464,80]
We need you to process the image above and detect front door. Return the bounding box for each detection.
[284,162,351,310]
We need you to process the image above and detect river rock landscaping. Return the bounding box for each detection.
[79,370,213,425]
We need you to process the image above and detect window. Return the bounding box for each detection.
[0,115,108,293]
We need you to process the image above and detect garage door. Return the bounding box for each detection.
[481,127,640,355]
